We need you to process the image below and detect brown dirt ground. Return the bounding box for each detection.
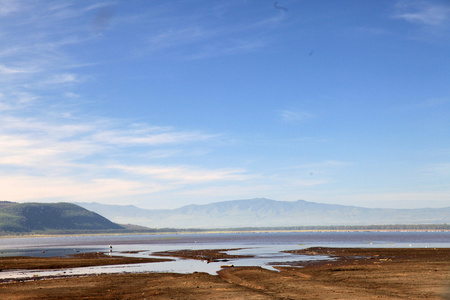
[0,252,170,270]
[0,247,449,299]
[152,248,252,262]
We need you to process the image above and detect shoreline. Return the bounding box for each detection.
[1,228,449,239]
[0,247,449,299]
[0,252,171,273]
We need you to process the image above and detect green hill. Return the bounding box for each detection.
[0,202,124,234]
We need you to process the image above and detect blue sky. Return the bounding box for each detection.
[1,0,449,209]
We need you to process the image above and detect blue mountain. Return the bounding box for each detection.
[75,198,450,228]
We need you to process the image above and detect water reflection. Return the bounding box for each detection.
[1,231,448,282]
[0,244,328,281]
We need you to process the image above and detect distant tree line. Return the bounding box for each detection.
[1,223,448,236]
[188,224,450,232]
[228,224,450,231]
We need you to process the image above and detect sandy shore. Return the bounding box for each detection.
[0,247,449,299]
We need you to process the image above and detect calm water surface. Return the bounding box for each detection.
[0,231,448,280]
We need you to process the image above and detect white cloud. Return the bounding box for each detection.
[0,175,162,203]
[92,129,216,146]
[0,0,241,204]
[137,2,287,59]
[1,108,329,205]
[0,132,100,170]
[0,116,92,137]
[64,92,81,98]
[0,64,33,74]
[0,0,24,16]
[0,2,106,99]
[279,110,314,123]
[0,116,216,170]
[47,73,79,84]
[0,111,258,204]
[393,0,450,26]
[110,164,252,184]
[0,112,237,203]
[184,38,267,60]
[0,92,37,112]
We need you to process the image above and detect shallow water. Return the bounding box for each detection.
[0,231,448,281]
[0,244,328,280]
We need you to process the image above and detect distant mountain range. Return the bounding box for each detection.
[75,198,450,228]
[0,201,123,233]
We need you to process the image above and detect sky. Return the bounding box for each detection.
[1,0,449,209]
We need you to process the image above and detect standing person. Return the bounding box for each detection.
[109,244,112,256]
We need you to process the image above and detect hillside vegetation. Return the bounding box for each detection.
[0,202,123,235]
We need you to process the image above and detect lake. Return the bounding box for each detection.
[0,231,448,280]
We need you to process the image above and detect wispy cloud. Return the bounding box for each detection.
[279,110,314,123]
[0,0,288,116]
[183,38,268,60]
[0,0,24,16]
[0,175,159,204]
[0,1,270,204]
[0,116,215,166]
[421,162,450,176]
[0,3,103,117]
[0,92,37,112]
[390,0,450,43]
[110,165,252,184]
[0,64,35,74]
[91,127,216,146]
[146,27,210,52]
[138,2,287,59]
[0,109,330,204]
[393,0,450,26]
[0,114,229,201]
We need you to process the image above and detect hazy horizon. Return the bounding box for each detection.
[1,1,449,210]
[77,198,450,210]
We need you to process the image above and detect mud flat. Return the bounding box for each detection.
[0,247,449,299]
[0,252,170,271]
